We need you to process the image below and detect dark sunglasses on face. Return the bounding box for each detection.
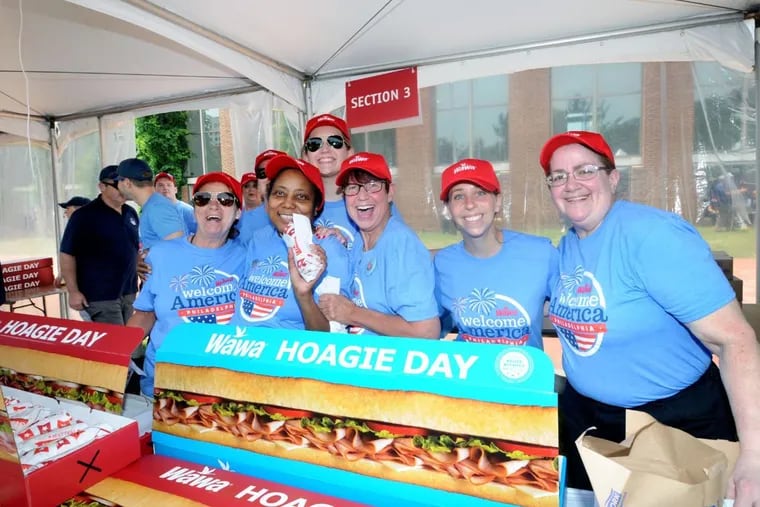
[304,135,346,152]
[102,180,119,189]
[192,191,238,208]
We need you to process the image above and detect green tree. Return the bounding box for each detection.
[135,112,192,195]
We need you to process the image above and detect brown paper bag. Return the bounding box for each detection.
[576,410,739,507]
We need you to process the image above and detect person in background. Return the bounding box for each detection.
[540,130,760,503]
[240,172,263,211]
[54,195,93,319]
[58,196,91,219]
[127,172,246,398]
[59,166,139,324]
[116,158,186,250]
[434,159,557,346]
[318,152,439,338]
[154,171,196,234]
[233,155,351,331]
[236,148,288,242]
[301,114,360,248]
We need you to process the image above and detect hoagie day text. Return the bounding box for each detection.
[0,318,106,347]
[205,333,479,379]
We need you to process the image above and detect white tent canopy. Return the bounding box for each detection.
[1,0,757,136]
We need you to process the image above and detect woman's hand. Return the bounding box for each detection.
[318,293,355,324]
[315,225,348,246]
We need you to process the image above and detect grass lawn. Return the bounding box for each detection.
[418,226,758,259]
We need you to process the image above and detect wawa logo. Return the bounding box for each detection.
[453,162,477,174]
[160,465,231,492]
[349,155,369,164]
[316,115,336,123]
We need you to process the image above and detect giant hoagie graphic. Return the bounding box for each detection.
[153,323,562,507]
[153,371,558,505]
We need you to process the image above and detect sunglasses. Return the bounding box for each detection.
[102,180,119,189]
[304,135,346,152]
[192,191,238,208]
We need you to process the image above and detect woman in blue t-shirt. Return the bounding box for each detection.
[317,152,439,338]
[127,172,246,397]
[540,130,760,502]
[434,159,557,348]
[232,155,351,331]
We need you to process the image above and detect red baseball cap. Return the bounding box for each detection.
[240,172,257,186]
[539,131,615,175]
[265,155,325,212]
[304,114,351,145]
[254,149,287,172]
[440,159,500,201]
[153,172,175,185]
[336,152,392,187]
[193,172,242,206]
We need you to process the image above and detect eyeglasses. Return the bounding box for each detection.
[304,135,346,152]
[343,180,384,196]
[546,164,610,187]
[192,191,238,208]
[102,180,119,189]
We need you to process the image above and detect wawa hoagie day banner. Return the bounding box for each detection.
[153,324,563,507]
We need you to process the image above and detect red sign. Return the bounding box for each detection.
[0,311,144,366]
[345,67,421,132]
[90,454,367,507]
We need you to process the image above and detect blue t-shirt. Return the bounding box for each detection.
[435,230,558,348]
[176,200,197,234]
[348,214,438,336]
[140,192,187,249]
[548,200,735,407]
[134,236,246,396]
[232,225,351,329]
[60,195,140,301]
[236,206,270,246]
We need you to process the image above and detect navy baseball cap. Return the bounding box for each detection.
[117,158,154,182]
[58,196,91,208]
[98,165,119,182]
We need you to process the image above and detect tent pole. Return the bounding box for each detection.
[754,20,760,304]
[49,123,69,319]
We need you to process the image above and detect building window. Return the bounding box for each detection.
[187,109,222,177]
[435,75,508,166]
[351,129,397,167]
[551,63,642,157]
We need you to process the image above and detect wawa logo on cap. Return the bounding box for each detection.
[348,155,369,164]
[453,162,477,174]
[316,115,336,123]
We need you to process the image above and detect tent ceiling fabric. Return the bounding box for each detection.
[0,0,757,132]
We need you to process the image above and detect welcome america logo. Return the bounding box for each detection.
[453,288,532,344]
[169,265,238,324]
[238,256,288,322]
[549,265,608,356]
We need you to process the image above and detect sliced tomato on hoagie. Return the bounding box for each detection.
[365,421,430,437]
[261,405,315,420]
[494,439,559,459]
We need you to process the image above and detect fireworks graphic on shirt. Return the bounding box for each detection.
[315,217,335,229]
[561,265,585,290]
[169,274,189,292]
[257,256,282,275]
[189,265,216,287]
[451,297,468,317]
[468,288,497,314]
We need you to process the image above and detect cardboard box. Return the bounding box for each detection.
[73,454,368,506]
[0,311,146,506]
[152,324,564,507]
[1,258,55,294]
[1,387,140,507]
[2,267,54,294]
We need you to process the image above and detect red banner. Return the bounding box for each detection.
[110,454,366,506]
[0,311,144,365]
[345,67,421,132]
